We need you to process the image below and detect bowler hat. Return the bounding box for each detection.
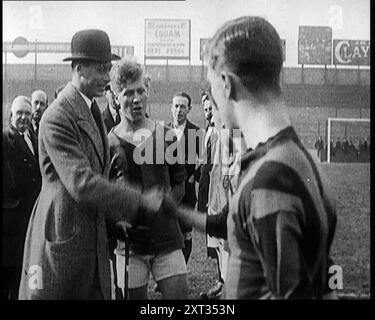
[63,29,121,62]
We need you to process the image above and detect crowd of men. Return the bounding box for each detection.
[3,16,338,300]
[315,136,370,162]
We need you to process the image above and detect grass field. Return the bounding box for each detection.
[144,163,370,300]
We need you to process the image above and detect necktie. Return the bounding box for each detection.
[34,123,39,136]
[91,100,105,148]
[206,134,212,165]
[91,100,102,132]
[23,132,35,155]
[115,108,121,125]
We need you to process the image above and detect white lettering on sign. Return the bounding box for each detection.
[29,5,43,30]
[334,40,370,65]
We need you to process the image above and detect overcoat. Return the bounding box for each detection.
[18,82,141,299]
[2,126,41,268]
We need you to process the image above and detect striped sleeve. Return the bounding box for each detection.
[248,161,306,298]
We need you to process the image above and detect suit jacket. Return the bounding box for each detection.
[18,82,142,300]
[101,103,116,134]
[2,126,41,268]
[168,119,203,233]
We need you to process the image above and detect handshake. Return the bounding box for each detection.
[114,187,178,244]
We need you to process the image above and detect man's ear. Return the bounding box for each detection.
[221,71,237,101]
[76,62,84,76]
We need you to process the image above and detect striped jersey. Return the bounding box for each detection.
[225,126,337,299]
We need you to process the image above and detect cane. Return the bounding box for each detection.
[124,234,130,300]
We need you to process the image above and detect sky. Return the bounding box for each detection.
[2,0,370,66]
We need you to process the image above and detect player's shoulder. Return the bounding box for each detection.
[252,159,301,196]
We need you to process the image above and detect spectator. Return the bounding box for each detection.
[2,96,42,299]
[196,93,227,299]
[314,136,324,160]
[30,90,48,136]
[102,84,121,133]
[342,137,349,154]
[335,137,342,150]
[168,92,203,265]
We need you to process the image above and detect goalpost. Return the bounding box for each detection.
[326,117,370,163]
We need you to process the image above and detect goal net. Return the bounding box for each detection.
[326,118,370,163]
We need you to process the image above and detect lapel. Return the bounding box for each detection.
[63,83,107,169]
[8,126,38,164]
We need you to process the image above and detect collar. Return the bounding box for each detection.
[72,83,93,109]
[240,126,299,171]
[173,120,187,130]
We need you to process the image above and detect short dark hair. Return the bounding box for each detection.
[110,59,143,94]
[173,92,191,107]
[209,16,283,103]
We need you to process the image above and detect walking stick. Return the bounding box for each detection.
[124,235,130,300]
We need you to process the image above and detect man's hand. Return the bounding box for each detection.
[140,186,164,214]
[188,175,195,183]
[115,220,151,245]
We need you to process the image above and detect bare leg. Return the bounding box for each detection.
[158,274,188,299]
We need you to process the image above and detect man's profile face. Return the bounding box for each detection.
[31,91,48,123]
[171,96,190,125]
[80,61,112,99]
[11,100,33,133]
[117,76,148,123]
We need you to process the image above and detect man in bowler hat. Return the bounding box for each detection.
[18,29,165,300]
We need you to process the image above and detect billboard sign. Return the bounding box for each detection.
[298,26,332,65]
[3,38,134,58]
[333,40,370,66]
[145,19,191,59]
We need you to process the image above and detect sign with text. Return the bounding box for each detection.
[145,19,191,59]
[3,39,134,58]
[298,26,332,65]
[333,40,370,66]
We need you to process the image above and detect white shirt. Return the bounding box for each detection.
[172,121,186,142]
[21,129,35,155]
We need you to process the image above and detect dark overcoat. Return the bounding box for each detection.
[18,82,141,300]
